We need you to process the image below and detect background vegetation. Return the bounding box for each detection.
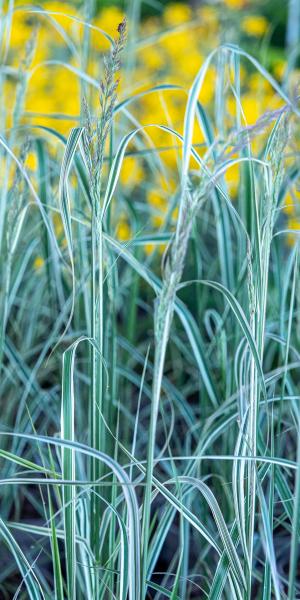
[0,0,300,598]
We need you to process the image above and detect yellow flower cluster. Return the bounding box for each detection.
[3,0,297,251]
[241,15,268,37]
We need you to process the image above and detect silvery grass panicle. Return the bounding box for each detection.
[82,18,127,206]
[157,183,204,344]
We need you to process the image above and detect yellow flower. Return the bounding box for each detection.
[33,256,44,270]
[145,243,155,255]
[160,29,192,58]
[116,220,131,242]
[163,3,191,27]
[25,152,38,171]
[9,11,31,48]
[242,15,268,37]
[241,94,261,125]
[286,217,300,246]
[152,214,165,227]
[120,156,144,189]
[147,189,167,211]
[223,0,247,8]
[140,45,165,72]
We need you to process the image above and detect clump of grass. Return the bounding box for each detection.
[0,3,300,600]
